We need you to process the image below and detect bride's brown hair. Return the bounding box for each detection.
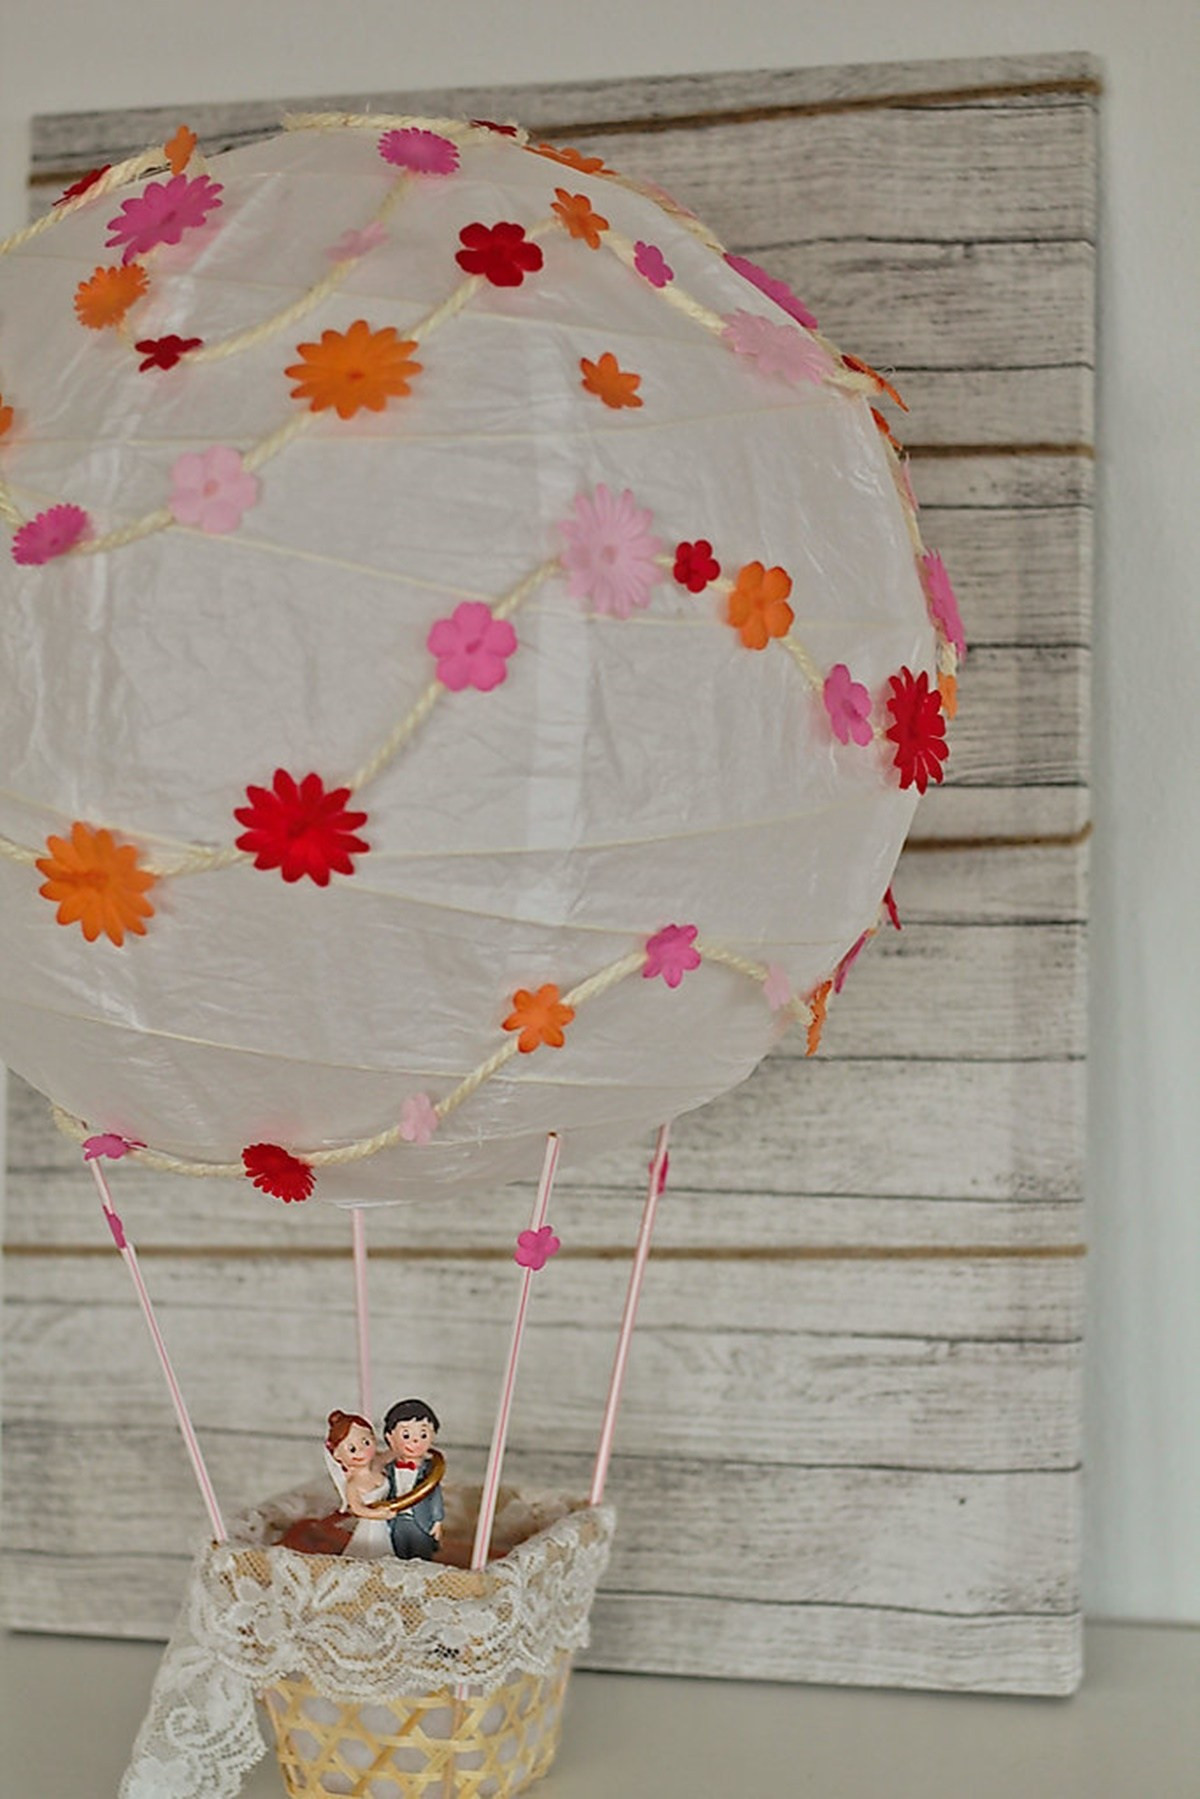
[325,1409,374,1452]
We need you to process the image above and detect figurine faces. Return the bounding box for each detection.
[331,1421,377,1471]
[386,1416,435,1463]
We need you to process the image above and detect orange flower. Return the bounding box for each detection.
[580,352,642,410]
[0,395,13,440]
[502,983,575,1053]
[937,671,958,720]
[870,406,904,454]
[532,142,610,175]
[806,980,832,1057]
[74,263,150,330]
[36,822,155,946]
[164,124,197,176]
[842,353,908,412]
[285,320,421,420]
[551,188,609,248]
[727,562,794,650]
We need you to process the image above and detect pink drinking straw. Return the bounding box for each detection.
[88,1156,227,1542]
[350,1207,372,1422]
[589,1121,671,1506]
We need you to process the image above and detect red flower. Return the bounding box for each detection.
[471,118,519,136]
[234,769,369,885]
[243,1142,314,1203]
[884,668,949,793]
[883,884,902,931]
[135,334,203,372]
[55,166,110,206]
[456,221,544,287]
[673,540,721,592]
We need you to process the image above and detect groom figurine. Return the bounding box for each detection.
[382,1398,445,1560]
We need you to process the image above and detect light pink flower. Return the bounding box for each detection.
[515,1225,561,1270]
[633,241,673,287]
[169,446,259,534]
[399,1092,439,1145]
[643,922,701,989]
[427,600,518,692]
[105,173,223,263]
[921,551,966,659]
[82,1132,143,1160]
[823,663,874,747]
[722,310,832,384]
[833,931,869,993]
[724,253,818,329]
[378,129,460,175]
[560,484,663,619]
[763,963,792,1011]
[326,221,388,261]
[12,504,90,565]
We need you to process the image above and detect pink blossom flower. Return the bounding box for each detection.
[105,173,223,263]
[643,922,701,989]
[823,663,874,747]
[326,221,388,261]
[399,1092,439,1145]
[633,241,673,287]
[763,963,792,1011]
[515,1224,561,1271]
[12,504,90,565]
[833,931,869,993]
[82,1132,143,1160]
[921,551,966,659]
[560,484,663,619]
[378,129,460,175]
[722,310,832,384]
[426,600,518,692]
[724,253,818,330]
[169,446,259,534]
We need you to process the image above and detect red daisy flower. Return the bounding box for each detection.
[234,769,369,885]
[673,540,721,593]
[135,334,203,372]
[55,165,110,206]
[883,668,949,793]
[242,1142,314,1203]
[455,221,544,287]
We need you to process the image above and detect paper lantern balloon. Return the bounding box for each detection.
[0,117,961,1206]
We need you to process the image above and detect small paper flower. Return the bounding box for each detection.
[164,125,197,176]
[0,397,13,440]
[472,118,520,137]
[378,128,460,175]
[399,1093,439,1145]
[515,1225,561,1270]
[842,353,908,412]
[285,320,420,419]
[530,142,609,174]
[503,984,575,1053]
[834,931,870,993]
[724,253,818,329]
[105,172,223,262]
[580,352,642,409]
[83,1132,143,1161]
[823,664,874,747]
[74,262,149,329]
[883,886,902,931]
[243,1143,314,1203]
[643,923,701,989]
[727,562,794,650]
[427,600,518,692]
[871,406,903,453]
[938,671,959,720]
[884,668,949,793]
[326,222,387,261]
[135,334,202,372]
[36,822,155,945]
[633,241,673,287]
[12,504,90,565]
[722,310,831,384]
[234,770,369,885]
[673,540,720,593]
[763,963,792,1011]
[551,188,609,248]
[806,981,832,1057]
[921,551,966,659]
[560,485,663,619]
[456,221,544,287]
[169,446,259,534]
[55,166,110,207]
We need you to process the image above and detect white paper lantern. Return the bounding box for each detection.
[0,117,962,1206]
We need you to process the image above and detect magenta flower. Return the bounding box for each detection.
[833,931,869,993]
[105,173,223,263]
[823,663,874,747]
[883,885,902,931]
[722,310,832,384]
[399,1092,439,1145]
[921,551,966,659]
[724,253,818,330]
[12,503,90,566]
[515,1225,561,1271]
[427,600,518,692]
[633,241,673,287]
[763,963,792,1011]
[643,922,701,989]
[379,128,460,175]
[326,221,388,261]
[82,1132,143,1161]
[560,484,663,619]
[169,445,259,534]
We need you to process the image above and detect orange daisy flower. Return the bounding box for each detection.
[580,352,642,410]
[0,395,13,440]
[727,562,794,650]
[806,980,832,1057]
[870,406,904,454]
[842,352,908,412]
[937,671,959,720]
[502,983,575,1053]
[74,263,150,330]
[36,821,156,946]
[164,124,197,176]
[531,142,610,175]
[551,188,609,249]
[285,320,422,420]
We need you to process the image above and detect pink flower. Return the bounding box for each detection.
[105,173,223,263]
[883,885,902,931]
[722,310,832,384]
[169,445,259,534]
[724,253,818,329]
[921,551,966,659]
[763,963,792,1011]
[12,504,90,565]
[378,128,460,175]
[823,664,874,747]
[82,1132,143,1160]
[399,1093,439,1145]
[560,484,663,619]
[633,241,673,287]
[515,1225,561,1271]
[326,222,388,261]
[427,600,518,692]
[833,931,869,993]
[643,922,701,989]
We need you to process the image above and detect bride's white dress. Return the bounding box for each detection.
[343,1478,393,1559]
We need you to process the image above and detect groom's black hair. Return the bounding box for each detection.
[384,1397,440,1435]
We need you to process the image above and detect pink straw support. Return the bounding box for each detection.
[88,1157,226,1542]
[351,1207,372,1422]
[589,1122,671,1507]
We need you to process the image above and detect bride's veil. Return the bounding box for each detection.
[323,1445,349,1508]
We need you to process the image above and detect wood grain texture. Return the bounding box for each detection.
[4,52,1094,1695]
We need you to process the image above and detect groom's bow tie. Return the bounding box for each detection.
[393,1459,420,1470]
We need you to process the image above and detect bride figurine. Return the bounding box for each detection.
[324,1409,394,1559]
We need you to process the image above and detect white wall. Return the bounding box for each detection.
[1,0,1196,1625]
